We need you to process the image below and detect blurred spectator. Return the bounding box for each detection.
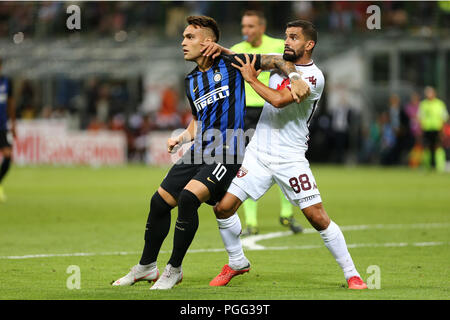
[442,121,450,164]
[388,93,411,164]
[17,80,36,119]
[404,92,422,142]
[418,86,449,171]
[329,1,353,32]
[87,116,106,131]
[330,97,351,163]
[293,1,314,21]
[133,113,156,162]
[0,1,448,39]
[155,86,181,130]
[109,113,126,131]
[95,84,110,124]
[35,2,62,37]
[437,1,450,28]
[379,111,397,165]
[359,113,381,164]
[165,1,189,38]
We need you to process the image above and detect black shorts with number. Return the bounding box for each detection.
[0,130,11,148]
[160,157,241,206]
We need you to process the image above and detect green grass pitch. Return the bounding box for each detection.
[0,165,449,300]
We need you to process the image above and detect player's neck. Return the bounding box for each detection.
[196,55,214,72]
[295,54,313,66]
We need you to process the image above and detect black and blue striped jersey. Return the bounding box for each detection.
[184,54,261,163]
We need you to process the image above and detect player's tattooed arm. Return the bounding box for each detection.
[232,54,293,108]
[260,54,310,103]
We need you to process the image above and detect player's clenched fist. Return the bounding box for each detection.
[289,75,310,103]
[167,136,182,153]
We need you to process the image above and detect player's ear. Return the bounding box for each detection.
[306,40,315,51]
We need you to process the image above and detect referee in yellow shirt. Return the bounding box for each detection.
[418,86,449,172]
[231,10,303,236]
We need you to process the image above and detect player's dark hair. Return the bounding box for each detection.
[186,16,220,42]
[243,10,266,26]
[286,20,318,52]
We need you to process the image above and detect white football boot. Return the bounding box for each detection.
[112,263,159,286]
[150,264,183,290]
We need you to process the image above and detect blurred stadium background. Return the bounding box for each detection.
[1,0,449,168]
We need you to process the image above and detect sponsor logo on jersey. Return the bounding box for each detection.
[236,166,248,178]
[193,85,230,112]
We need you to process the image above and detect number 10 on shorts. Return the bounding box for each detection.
[212,163,227,181]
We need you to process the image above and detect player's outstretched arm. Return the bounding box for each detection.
[232,54,293,108]
[167,118,197,153]
[260,54,310,103]
[200,44,310,103]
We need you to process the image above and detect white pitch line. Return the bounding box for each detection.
[241,222,450,250]
[1,241,448,260]
[0,223,448,260]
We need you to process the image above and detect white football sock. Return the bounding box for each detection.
[319,220,360,280]
[216,213,248,270]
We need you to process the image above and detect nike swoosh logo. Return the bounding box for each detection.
[193,86,199,93]
[207,177,216,184]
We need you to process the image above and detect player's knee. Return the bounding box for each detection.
[213,202,234,219]
[150,191,173,217]
[178,189,201,216]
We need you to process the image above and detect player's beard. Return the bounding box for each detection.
[283,45,305,62]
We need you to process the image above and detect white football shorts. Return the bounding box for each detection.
[228,148,322,209]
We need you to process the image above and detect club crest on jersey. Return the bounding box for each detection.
[236,167,248,178]
[213,71,222,83]
[306,76,317,88]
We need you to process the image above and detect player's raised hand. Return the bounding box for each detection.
[231,54,262,83]
[200,42,222,59]
[289,75,310,103]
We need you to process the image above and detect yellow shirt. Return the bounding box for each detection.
[231,34,285,107]
[418,98,449,131]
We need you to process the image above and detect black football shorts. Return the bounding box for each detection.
[160,159,241,206]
